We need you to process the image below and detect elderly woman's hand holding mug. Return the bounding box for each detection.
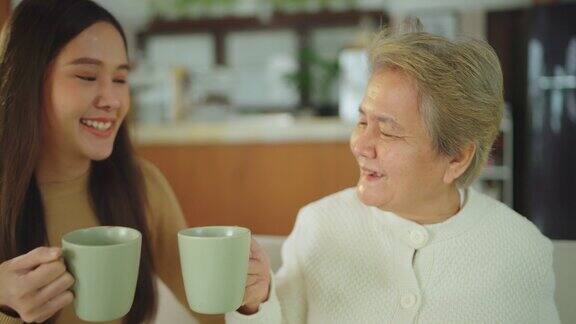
[237,238,271,315]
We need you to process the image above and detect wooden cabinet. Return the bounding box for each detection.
[136,142,358,235]
[0,0,9,27]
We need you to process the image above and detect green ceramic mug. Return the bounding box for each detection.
[61,226,141,322]
[178,226,251,314]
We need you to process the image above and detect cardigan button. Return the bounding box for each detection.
[401,293,417,309]
[409,229,428,247]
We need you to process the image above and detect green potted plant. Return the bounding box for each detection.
[285,47,340,116]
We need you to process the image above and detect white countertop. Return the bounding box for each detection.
[131,115,355,145]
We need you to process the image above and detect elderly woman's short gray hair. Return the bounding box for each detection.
[368,19,504,188]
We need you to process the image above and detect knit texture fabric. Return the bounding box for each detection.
[227,188,559,324]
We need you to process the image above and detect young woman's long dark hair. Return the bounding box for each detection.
[0,0,157,323]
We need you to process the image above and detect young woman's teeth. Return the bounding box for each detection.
[81,119,112,131]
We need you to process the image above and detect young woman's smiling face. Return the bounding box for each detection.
[42,21,130,162]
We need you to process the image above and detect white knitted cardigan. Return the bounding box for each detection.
[227,188,559,324]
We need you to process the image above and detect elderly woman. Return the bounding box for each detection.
[227,23,560,323]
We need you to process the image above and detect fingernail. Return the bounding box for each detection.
[50,247,61,256]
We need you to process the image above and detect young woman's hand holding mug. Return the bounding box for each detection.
[238,238,271,315]
[0,247,74,322]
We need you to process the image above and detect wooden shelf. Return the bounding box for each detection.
[136,9,388,107]
[0,0,10,27]
[139,9,387,38]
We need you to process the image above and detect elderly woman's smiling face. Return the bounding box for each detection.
[350,68,458,216]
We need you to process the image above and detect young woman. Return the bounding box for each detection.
[0,0,222,323]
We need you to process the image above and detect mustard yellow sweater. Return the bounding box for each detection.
[0,159,223,324]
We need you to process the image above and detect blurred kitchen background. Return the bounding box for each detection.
[2,0,575,322]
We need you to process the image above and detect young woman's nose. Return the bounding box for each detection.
[93,81,121,111]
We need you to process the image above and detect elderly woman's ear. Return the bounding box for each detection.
[443,142,476,184]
